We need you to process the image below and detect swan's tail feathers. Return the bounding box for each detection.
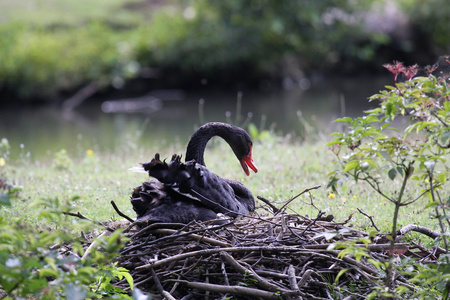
[128,166,146,173]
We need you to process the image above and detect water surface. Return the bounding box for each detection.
[0,76,390,161]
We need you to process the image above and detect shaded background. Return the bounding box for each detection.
[0,0,449,158]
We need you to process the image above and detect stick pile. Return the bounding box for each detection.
[114,206,438,299]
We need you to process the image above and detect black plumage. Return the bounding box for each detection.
[130,122,258,224]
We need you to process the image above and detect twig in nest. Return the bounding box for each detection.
[220,261,230,286]
[150,228,230,247]
[111,200,134,223]
[150,268,176,300]
[257,196,280,214]
[63,211,114,232]
[341,211,356,225]
[303,190,321,211]
[175,280,286,300]
[300,211,325,236]
[220,251,292,293]
[288,264,300,292]
[397,224,441,240]
[142,222,231,246]
[327,250,379,277]
[357,208,380,232]
[136,246,307,271]
[276,185,321,215]
[298,269,314,288]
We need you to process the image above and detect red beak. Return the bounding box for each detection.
[240,147,258,176]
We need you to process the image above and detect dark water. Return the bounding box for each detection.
[0,76,390,160]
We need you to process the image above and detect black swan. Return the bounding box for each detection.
[130,122,258,224]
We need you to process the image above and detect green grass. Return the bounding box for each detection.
[0,0,147,26]
[1,131,441,238]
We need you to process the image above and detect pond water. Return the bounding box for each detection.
[0,75,391,161]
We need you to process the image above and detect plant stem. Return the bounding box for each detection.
[429,170,449,263]
[386,162,411,295]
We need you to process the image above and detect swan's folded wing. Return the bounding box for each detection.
[141,153,254,217]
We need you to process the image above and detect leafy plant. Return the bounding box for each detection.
[0,186,135,299]
[327,58,450,297]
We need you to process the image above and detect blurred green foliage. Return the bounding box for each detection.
[0,0,448,102]
[0,182,135,299]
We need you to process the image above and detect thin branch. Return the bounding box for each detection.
[220,251,292,293]
[63,211,114,232]
[150,268,177,300]
[150,228,230,247]
[110,200,134,223]
[257,195,280,214]
[397,224,441,240]
[431,111,449,127]
[358,174,394,203]
[298,269,314,288]
[136,246,309,271]
[356,208,380,231]
[220,261,230,286]
[300,211,325,236]
[288,264,300,292]
[327,250,379,277]
[277,185,321,215]
[176,280,284,300]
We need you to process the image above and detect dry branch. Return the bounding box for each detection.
[397,224,441,240]
[63,211,114,232]
[110,200,134,223]
[178,280,283,300]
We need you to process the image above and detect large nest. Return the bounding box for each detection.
[112,192,443,299]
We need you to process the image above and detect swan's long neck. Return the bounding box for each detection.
[185,123,235,166]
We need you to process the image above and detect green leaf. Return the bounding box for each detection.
[444,101,450,111]
[366,259,382,270]
[368,231,379,240]
[333,117,353,123]
[417,121,438,132]
[334,268,349,284]
[26,278,48,292]
[326,140,342,146]
[396,167,404,177]
[120,271,134,290]
[344,160,359,172]
[438,173,447,185]
[388,168,397,180]
[424,201,438,209]
[40,268,60,279]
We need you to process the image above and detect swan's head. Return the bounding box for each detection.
[237,142,257,176]
[228,130,258,176]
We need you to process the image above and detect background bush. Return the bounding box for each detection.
[0,0,449,102]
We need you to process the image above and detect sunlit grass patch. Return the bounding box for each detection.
[2,130,440,233]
